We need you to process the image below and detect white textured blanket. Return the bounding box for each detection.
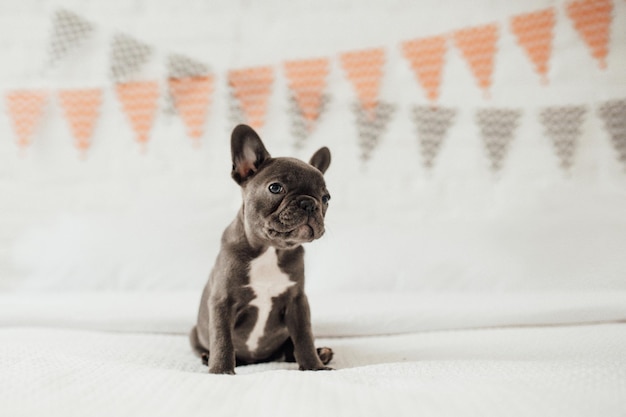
[2,291,626,335]
[1,323,625,417]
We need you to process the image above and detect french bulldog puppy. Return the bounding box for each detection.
[190,124,333,374]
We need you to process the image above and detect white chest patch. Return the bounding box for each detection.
[246,247,295,352]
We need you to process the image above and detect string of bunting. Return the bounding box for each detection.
[2,0,621,172]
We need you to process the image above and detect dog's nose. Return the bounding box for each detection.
[299,199,317,214]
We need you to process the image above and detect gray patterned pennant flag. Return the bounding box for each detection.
[288,94,330,148]
[47,9,94,67]
[476,108,522,172]
[411,106,457,170]
[539,106,587,171]
[597,98,626,170]
[167,54,210,79]
[352,101,396,161]
[110,33,153,83]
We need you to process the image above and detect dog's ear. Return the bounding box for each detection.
[309,147,331,174]
[231,124,271,184]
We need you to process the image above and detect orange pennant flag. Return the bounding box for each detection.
[284,58,330,125]
[168,75,214,142]
[115,81,160,147]
[401,35,447,102]
[340,47,385,115]
[566,0,613,69]
[58,88,102,152]
[453,23,499,97]
[228,66,274,129]
[510,8,556,83]
[5,90,48,149]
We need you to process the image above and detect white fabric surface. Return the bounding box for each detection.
[2,323,625,417]
[2,291,626,336]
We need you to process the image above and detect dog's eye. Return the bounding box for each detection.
[322,195,331,204]
[268,183,284,194]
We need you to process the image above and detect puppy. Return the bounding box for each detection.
[190,124,333,374]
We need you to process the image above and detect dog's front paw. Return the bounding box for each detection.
[299,364,334,371]
[208,365,236,375]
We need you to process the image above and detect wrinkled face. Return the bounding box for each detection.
[242,158,330,249]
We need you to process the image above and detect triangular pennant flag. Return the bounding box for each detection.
[597,98,626,169]
[510,8,556,83]
[284,58,330,144]
[340,48,386,116]
[47,9,95,67]
[57,88,103,153]
[566,0,613,69]
[401,35,448,102]
[165,54,211,117]
[168,75,214,142]
[539,106,587,171]
[115,81,160,148]
[284,58,330,125]
[5,90,48,149]
[228,66,274,129]
[167,54,211,79]
[352,101,396,161]
[110,33,153,83]
[453,23,499,97]
[287,93,330,148]
[411,106,457,169]
[476,108,522,172]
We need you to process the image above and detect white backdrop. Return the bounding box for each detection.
[1,0,625,294]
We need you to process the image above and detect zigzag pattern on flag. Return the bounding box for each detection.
[341,48,396,160]
[566,0,613,69]
[5,90,49,150]
[476,108,522,173]
[228,66,274,130]
[510,8,556,84]
[57,88,103,154]
[539,106,587,171]
[453,23,499,98]
[115,81,160,150]
[401,35,448,103]
[284,58,330,146]
[167,54,215,146]
[47,9,95,67]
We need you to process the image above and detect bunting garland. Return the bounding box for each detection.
[411,106,457,169]
[510,8,556,83]
[539,106,587,171]
[47,9,95,67]
[597,99,626,169]
[57,88,103,154]
[476,108,522,172]
[566,0,613,69]
[2,4,623,175]
[401,35,448,102]
[228,66,274,130]
[284,58,330,146]
[453,23,499,97]
[5,90,49,150]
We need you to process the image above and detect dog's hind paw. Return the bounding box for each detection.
[316,347,334,365]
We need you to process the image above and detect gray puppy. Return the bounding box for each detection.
[190,124,333,374]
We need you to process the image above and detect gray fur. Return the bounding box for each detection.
[191,124,333,374]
